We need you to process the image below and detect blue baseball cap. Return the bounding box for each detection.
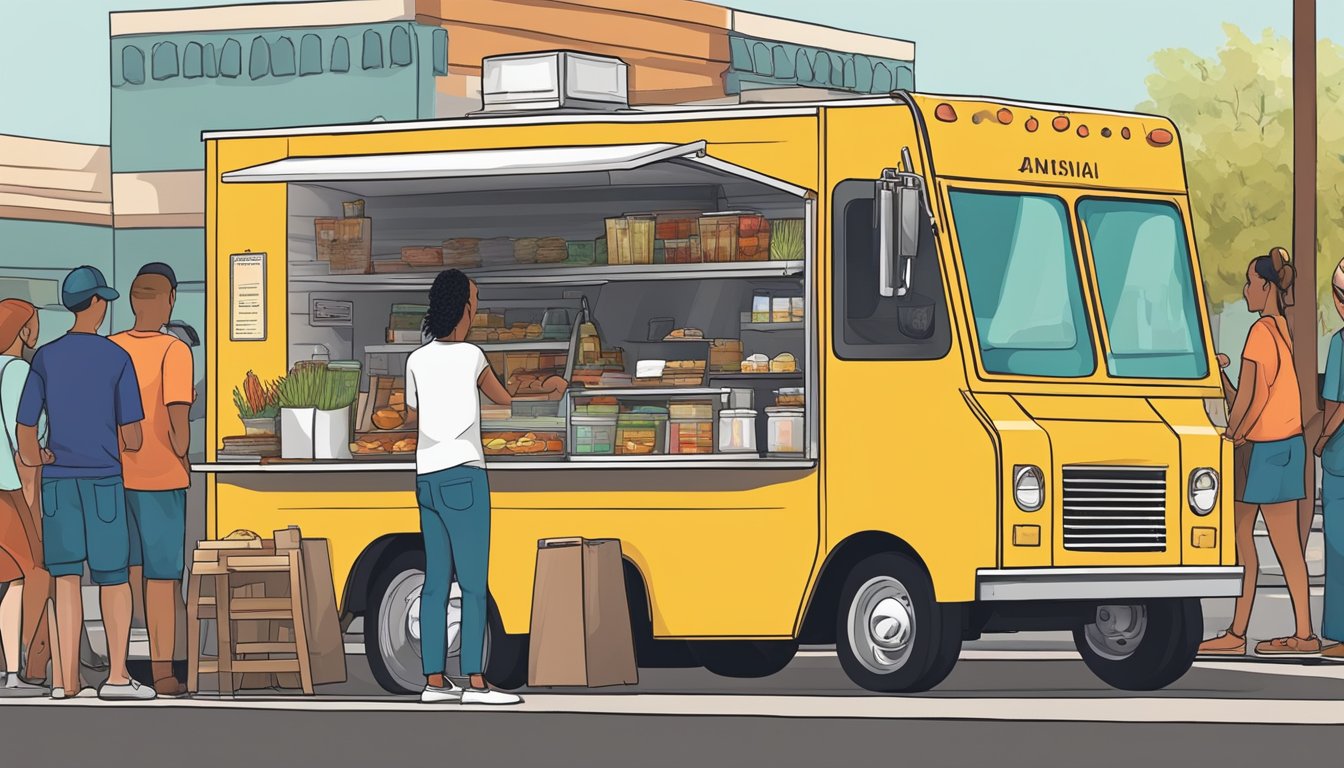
[61,265,119,310]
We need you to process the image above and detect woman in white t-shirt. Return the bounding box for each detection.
[406,269,566,705]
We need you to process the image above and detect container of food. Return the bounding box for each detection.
[566,240,596,265]
[668,401,714,420]
[771,297,792,323]
[766,407,805,455]
[752,291,771,323]
[606,215,655,265]
[728,388,755,410]
[662,237,702,264]
[770,352,797,373]
[698,213,740,263]
[791,296,804,322]
[616,412,668,455]
[655,211,699,240]
[717,409,758,453]
[709,339,744,372]
[571,414,618,455]
[736,214,771,261]
[774,387,805,407]
[481,430,565,456]
[342,199,365,218]
[741,354,770,374]
[770,218,805,261]
[668,418,714,454]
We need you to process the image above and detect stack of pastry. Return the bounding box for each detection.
[536,237,568,263]
[513,238,539,264]
[442,239,481,268]
[479,238,514,267]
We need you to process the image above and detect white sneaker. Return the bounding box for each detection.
[420,682,463,703]
[51,687,97,700]
[5,673,45,690]
[460,688,522,706]
[98,679,157,701]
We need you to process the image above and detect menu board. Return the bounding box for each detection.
[230,251,267,341]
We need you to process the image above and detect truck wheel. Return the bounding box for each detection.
[692,640,799,678]
[835,552,963,693]
[364,550,528,694]
[1072,598,1201,691]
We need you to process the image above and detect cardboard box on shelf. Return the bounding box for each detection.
[314,217,372,274]
[528,538,637,688]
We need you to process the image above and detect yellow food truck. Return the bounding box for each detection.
[201,60,1239,695]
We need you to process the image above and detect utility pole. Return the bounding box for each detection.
[1290,0,1318,551]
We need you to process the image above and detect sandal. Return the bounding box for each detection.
[1197,630,1246,656]
[1254,634,1322,657]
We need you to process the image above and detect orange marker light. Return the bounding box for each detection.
[997,108,1013,125]
[1121,127,1131,140]
[1147,128,1174,146]
[1025,116,1039,132]
[935,103,958,122]
[1077,125,1089,138]
[1052,115,1070,132]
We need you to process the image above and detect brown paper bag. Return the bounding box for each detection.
[527,538,637,687]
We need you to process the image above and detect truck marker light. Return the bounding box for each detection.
[935,103,958,122]
[1077,125,1089,138]
[1147,128,1174,146]
[1052,115,1070,132]
[1191,527,1217,549]
[1121,127,1132,140]
[1101,127,1112,138]
[997,108,1014,124]
[1025,116,1039,132]
[1013,525,1041,547]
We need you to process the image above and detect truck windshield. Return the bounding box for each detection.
[1078,198,1208,379]
[950,189,1095,377]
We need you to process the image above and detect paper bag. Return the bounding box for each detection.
[528,538,638,687]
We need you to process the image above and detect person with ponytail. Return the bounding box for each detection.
[1200,247,1319,657]
[404,268,566,705]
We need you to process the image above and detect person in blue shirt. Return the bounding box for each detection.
[15,266,156,701]
[1314,260,1344,662]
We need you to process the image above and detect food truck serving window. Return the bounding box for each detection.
[831,180,951,361]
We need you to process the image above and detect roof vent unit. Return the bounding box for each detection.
[478,51,628,115]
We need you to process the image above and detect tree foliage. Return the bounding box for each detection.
[1140,25,1344,331]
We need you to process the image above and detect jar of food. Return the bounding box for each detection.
[718,409,758,453]
[774,387,804,407]
[772,297,792,323]
[616,412,668,455]
[766,407,805,454]
[752,291,771,323]
[791,296,804,322]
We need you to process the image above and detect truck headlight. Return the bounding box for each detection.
[1189,468,1219,515]
[1013,465,1045,512]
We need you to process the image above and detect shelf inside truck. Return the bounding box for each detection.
[193,457,817,473]
[288,260,805,292]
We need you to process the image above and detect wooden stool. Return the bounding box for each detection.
[187,546,315,695]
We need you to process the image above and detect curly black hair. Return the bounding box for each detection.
[422,268,473,339]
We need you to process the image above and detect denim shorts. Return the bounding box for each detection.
[127,489,187,581]
[1240,435,1306,505]
[41,476,130,585]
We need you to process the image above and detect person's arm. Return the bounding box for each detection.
[1216,354,1237,403]
[115,354,145,452]
[164,341,194,458]
[1226,360,1264,445]
[15,364,52,467]
[479,367,514,406]
[1317,401,1344,456]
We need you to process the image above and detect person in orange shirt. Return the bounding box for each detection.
[111,263,194,696]
[1199,248,1318,657]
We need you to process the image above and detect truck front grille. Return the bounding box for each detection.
[1061,466,1167,552]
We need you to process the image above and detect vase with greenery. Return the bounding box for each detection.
[277,361,362,459]
[232,370,281,436]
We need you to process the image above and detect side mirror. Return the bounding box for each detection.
[877,164,925,298]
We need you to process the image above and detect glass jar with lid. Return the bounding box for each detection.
[717,409,758,453]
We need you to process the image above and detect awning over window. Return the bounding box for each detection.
[220,139,807,197]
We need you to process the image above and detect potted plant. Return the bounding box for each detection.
[278,362,324,460]
[313,360,361,460]
[232,371,281,436]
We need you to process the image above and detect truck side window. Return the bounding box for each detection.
[832,179,951,360]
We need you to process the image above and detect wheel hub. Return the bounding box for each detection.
[1084,603,1147,661]
[847,576,917,674]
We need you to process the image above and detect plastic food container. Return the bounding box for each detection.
[771,297,792,323]
[775,387,804,407]
[791,297,804,322]
[736,214,771,261]
[752,291,771,323]
[698,213,740,263]
[770,218,805,261]
[766,407,805,454]
[606,215,655,265]
[668,418,714,454]
[616,413,668,455]
[571,415,618,455]
[668,401,714,420]
[655,211,700,240]
[718,409,758,453]
[342,199,365,218]
[662,236,702,264]
[728,388,755,409]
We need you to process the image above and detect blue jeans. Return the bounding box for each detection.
[416,465,490,677]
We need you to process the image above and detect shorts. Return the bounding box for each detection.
[127,489,187,581]
[1239,435,1306,506]
[41,476,130,585]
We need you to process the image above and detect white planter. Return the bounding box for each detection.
[313,407,353,460]
[280,407,316,460]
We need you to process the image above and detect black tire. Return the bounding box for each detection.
[1072,598,1201,691]
[364,549,529,694]
[692,640,799,678]
[835,552,963,693]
